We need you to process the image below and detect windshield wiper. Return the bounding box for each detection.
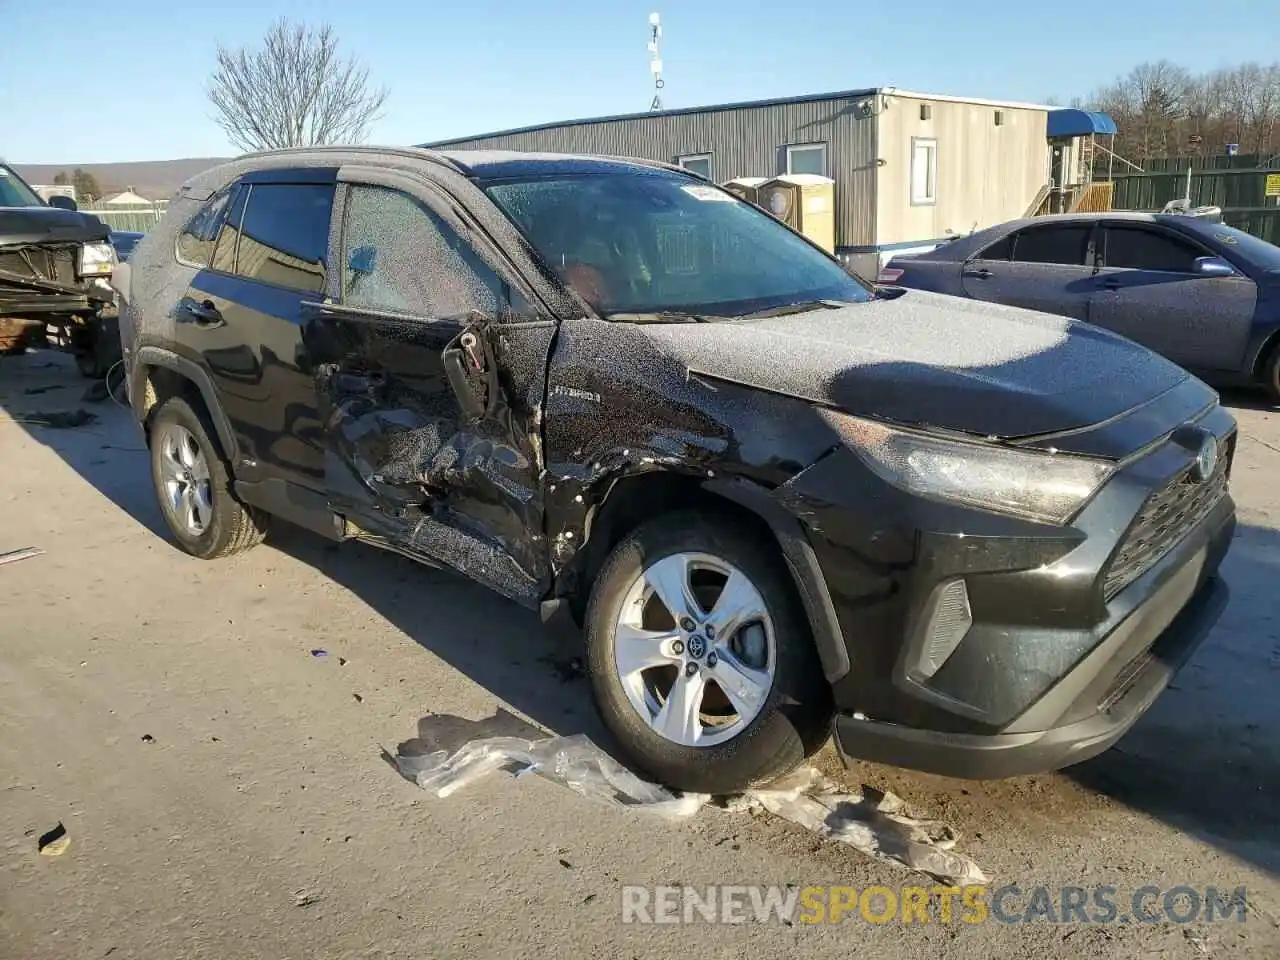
[605,310,714,324]
[728,299,857,321]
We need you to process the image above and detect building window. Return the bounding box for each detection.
[910,137,937,205]
[677,153,712,179]
[785,143,828,177]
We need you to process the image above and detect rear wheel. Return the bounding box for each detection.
[584,511,833,794]
[148,396,268,559]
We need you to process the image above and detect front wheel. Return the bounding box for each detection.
[74,318,122,380]
[584,511,833,794]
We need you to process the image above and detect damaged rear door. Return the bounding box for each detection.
[304,166,553,606]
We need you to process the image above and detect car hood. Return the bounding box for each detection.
[0,206,109,247]
[638,289,1192,439]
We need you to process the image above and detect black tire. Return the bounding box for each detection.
[148,395,268,559]
[1264,344,1280,405]
[74,318,122,380]
[584,510,833,794]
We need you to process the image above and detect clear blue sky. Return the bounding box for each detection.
[4,0,1276,163]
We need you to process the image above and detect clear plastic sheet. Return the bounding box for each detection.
[394,733,987,884]
[734,766,989,885]
[394,733,709,820]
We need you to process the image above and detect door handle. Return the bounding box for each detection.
[963,267,993,279]
[177,297,224,326]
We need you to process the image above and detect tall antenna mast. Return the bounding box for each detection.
[648,12,664,111]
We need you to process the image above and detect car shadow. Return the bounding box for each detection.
[1217,385,1278,414]
[0,350,603,753]
[1059,519,1280,874]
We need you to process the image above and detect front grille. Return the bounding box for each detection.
[0,244,79,287]
[1097,650,1154,711]
[1102,434,1233,599]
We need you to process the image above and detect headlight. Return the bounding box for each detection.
[78,241,117,277]
[821,410,1114,524]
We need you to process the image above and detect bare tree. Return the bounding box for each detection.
[208,19,388,152]
[1080,59,1280,161]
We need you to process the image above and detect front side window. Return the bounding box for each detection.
[910,138,937,205]
[341,185,510,318]
[1103,226,1202,273]
[1011,225,1090,266]
[677,154,712,179]
[234,183,333,293]
[177,189,234,267]
[786,143,828,177]
[484,170,872,318]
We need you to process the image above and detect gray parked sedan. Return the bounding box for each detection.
[882,213,1280,401]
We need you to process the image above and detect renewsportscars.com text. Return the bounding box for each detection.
[621,884,1250,925]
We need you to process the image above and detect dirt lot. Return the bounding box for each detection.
[1,352,1278,959]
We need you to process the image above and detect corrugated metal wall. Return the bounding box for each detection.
[429,98,878,247]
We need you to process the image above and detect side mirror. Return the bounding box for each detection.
[347,245,377,276]
[47,195,78,211]
[1193,256,1235,278]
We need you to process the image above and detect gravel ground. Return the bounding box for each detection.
[1,352,1277,959]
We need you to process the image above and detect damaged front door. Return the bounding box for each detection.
[305,171,552,606]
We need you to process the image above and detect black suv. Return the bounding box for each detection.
[0,163,120,376]
[117,147,1236,794]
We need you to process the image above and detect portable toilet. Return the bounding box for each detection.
[758,175,836,253]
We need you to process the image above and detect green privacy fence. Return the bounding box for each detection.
[81,202,168,233]
[1107,164,1280,245]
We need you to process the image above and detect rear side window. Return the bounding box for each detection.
[234,183,334,293]
[341,185,511,317]
[976,235,1014,261]
[177,189,233,267]
[1103,226,1202,273]
[1012,225,1090,266]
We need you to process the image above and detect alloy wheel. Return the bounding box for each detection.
[156,423,214,537]
[612,552,776,747]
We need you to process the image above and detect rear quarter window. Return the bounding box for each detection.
[177,190,234,267]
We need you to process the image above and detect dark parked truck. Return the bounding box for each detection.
[116,147,1236,794]
[0,163,120,377]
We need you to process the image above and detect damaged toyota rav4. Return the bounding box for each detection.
[116,147,1236,794]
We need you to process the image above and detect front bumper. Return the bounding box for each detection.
[833,542,1230,779]
[776,389,1237,779]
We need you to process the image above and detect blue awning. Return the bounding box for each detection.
[1048,109,1118,138]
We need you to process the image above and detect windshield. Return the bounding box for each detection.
[1195,222,1280,273]
[0,165,45,208]
[484,171,872,318]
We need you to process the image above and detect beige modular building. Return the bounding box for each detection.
[424,87,1066,278]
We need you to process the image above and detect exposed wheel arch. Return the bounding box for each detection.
[565,470,851,683]
[1251,328,1280,401]
[132,347,238,462]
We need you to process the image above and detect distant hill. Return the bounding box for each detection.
[9,157,230,202]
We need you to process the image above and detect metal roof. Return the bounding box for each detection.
[1047,109,1119,138]
[435,149,684,179]
[421,87,1056,148]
